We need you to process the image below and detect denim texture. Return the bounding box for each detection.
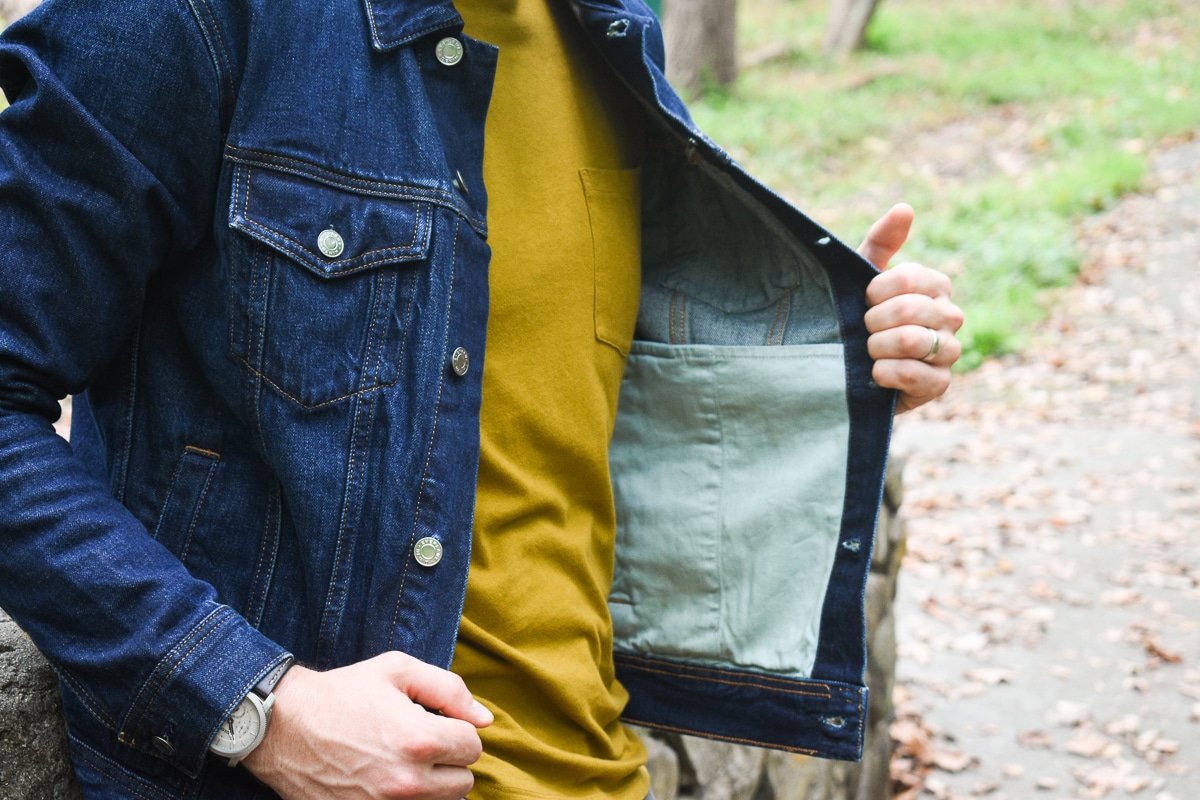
[0,0,894,797]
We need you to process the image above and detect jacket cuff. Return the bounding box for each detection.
[117,604,291,777]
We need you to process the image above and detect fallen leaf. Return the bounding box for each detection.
[1066,729,1117,758]
[1145,639,1184,663]
[971,778,1001,795]
[1104,714,1141,736]
[1176,682,1200,700]
[1002,763,1024,780]
[1153,738,1178,755]
[1103,588,1142,606]
[1049,700,1091,727]
[1018,729,1055,749]
[930,749,973,773]
[1123,775,1152,792]
[1135,729,1160,752]
[965,667,1014,686]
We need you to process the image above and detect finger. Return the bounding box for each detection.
[380,762,476,800]
[864,291,941,333]
[379,653,494,727]
[872,358,950,410]
[415,715,485,767]
[865,261,953,308]
[428,764,477,799]
[857,203,913,270]
[868,324,962,364]
[868,325,934,362]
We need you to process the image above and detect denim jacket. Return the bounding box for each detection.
[0,1,894,797]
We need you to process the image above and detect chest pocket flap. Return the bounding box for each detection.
[230,162,432,277]
[225,157,435,408]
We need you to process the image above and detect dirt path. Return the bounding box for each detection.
[888,136,1200,799]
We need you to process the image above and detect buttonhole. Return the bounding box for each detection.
[607,18,630,38]
[841,539,862,553]
[820,716,847,729]
[816,236,832,246]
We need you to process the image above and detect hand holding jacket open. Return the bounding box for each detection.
[860,204,965,414]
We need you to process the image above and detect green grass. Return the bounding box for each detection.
[689,0,1200,368]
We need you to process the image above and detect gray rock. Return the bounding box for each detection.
[673,735,766,800]
[638,728,681,800]
[758,751,819,800]
[0,610,81,800]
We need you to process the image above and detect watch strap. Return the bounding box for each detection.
[253,655,294,699]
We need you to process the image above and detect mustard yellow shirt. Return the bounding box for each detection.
[451,0,647,797]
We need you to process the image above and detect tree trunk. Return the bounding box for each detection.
[662,0,739,97]
[823,0,882,56]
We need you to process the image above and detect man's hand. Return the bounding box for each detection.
[242,652,493,800]
[859,203,964,415]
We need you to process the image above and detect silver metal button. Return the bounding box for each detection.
[317,229,344,259]
[453,169,468,195]
[435,37,464,66]
[152,735,175,757]
[451,347,469,377]
[414,537,443,567]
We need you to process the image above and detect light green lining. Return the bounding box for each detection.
[609,341,849,677]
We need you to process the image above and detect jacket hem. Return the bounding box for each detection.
[615,651,867,761]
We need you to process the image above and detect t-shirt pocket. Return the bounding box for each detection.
[581,166,642,357]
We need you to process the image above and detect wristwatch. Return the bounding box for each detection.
[209,657,293,767]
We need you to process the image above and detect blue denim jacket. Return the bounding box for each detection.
[0,1,894,797]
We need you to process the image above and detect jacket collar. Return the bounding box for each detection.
[362,0,463,50]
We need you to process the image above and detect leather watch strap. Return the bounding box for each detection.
[253,655,294,699]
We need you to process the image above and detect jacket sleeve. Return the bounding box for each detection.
[0,1,288,776]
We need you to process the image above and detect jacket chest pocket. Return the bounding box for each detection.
[226,159,432,408]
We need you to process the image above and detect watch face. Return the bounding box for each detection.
[210,694,266,757]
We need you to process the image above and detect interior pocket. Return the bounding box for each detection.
[609,341,849,678]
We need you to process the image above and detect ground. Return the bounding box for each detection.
[888,136,1200,799]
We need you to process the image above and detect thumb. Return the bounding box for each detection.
[858,203,914,270]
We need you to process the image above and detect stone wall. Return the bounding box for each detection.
[0,461,903,800]
[0,612,82,800]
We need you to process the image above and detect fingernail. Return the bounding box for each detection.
[472,700,494,723]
